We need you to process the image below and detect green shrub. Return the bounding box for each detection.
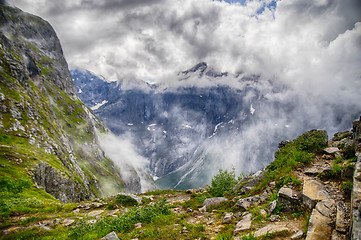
[207,168,238,197]
[114,194,139,207]
[293,130,328,152]
[342,145,356,159]
[341,179,353,198]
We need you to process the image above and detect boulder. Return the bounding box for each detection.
[222,212,234,224]
[235,195,259,210]
[302,179,329,209]
[233,170,264,193]
[315,199,336,219]
[323,147,340,155]
[254,225,290,238]
[277,186,302,208]
[87,210,104,217]
[268,200,277,215]
[306,203,334,240]
[203,197,228,208]
[100,231,119,240]
[291,230,304,240]
[234,213,252,232]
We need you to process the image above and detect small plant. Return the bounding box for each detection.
[207,168,238,197]
[114,194,139,207]
[341,179,353,198]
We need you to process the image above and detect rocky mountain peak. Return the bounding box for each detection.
[0,5,76,96]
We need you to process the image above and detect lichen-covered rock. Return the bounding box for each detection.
[235,195,260,210]
[203,197,228,208]
[278,186,302,208]
[234,213,252,232]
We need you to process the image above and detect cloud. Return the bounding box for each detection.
[7,0,361,185]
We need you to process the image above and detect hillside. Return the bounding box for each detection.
[0,3,155,212]
[1,117,360,239]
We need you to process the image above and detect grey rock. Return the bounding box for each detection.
[33,162,89,203]
[278,186,302,208]
[233,170,264,193]
[291,230,304,239]
[203,197,228,208]
[234,213,252,232]
[254,225,290,238]
[268,200,277,215]
[270,215,280,222]
[278,140,291,149]
[315,199,336,219]
[336,204,348,234]
[222,212,234,224]
[100,231,119,240]
[235,195,260,210]
[323,147,340,154]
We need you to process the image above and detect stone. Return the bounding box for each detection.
[260,187,272,202]
[73,209,80,214]
[259,209,267,217]
[87,210,104,217]
[234,212,243,219]
[278,186,302,208]
[335,205,348,234]
[331,230,347,240]
[203,197,228,208]
[302,180,329,209]
[222,212,234,224]
[291,230,304,239]
[306,208,333,240]
[234,213,252,232]
[254,225,290,238]
[100,231,119,240]
[199,206,207,213]
[278,140,291,149]
[304,167,319,176]
[235,195,260,210]
[270,215,280,222]
[323,147,340,154]
[134,223,142,229]
[233,170,264,193]
[62,219,75,226]
[107,209,120,216]
[315,199,336,219]
[268,200,277,215]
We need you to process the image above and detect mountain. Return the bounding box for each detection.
[0,4,155,204]
[72,64,291,189]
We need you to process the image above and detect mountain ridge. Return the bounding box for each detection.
[0,4,155,205]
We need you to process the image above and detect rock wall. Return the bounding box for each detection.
[352,117,361,240]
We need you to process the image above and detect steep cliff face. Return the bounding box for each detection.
[0,5,154,203]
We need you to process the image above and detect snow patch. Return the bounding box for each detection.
[208,122,223,139]
[91,100,108,110]
[78,88,82,94]
[250,105,255,115]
